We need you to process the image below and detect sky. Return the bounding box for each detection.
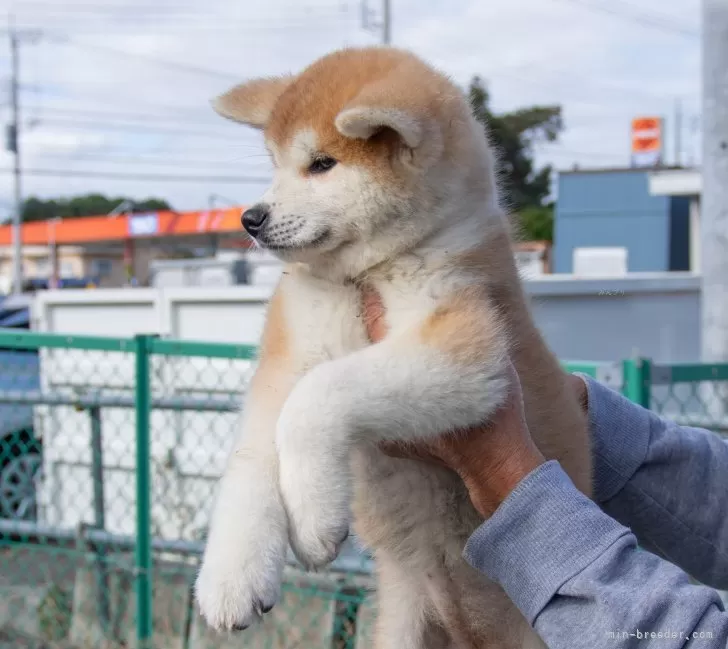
[0,0,702,218]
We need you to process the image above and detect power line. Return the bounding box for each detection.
[15,20,360,37]
[542,149,626,160]
[41,153,270,171]
[481,68,665,108]
[21,105,263,149]
[22,104,230,126]
[26,12,697,119]
[4,0,204,11]
[548,0,699,38]
[499,59,699,101]
[602,0,695,26]
[0,166,271,184]
[20,83,222,121]
[24,107,265,147]
[44,33,240,81]
[32,30,323,106]
[86,141,269,156]
[13,1,350,19]
[16,10,359,37]
[32,116,249,140]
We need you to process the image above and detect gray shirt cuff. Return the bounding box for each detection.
[463,460,629,624]
[580,375,652,502]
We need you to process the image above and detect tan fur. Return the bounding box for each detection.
[419,291,507,369]
[455,233,591,492]
[213,75,294,128]
[261,48,474,185]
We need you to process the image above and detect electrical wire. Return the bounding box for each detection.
[41,153,270,171]
[44,33,241,81]
[548,0,699,38]
[34,116,250,140]
[0,167,271,183]
[22,105,235,126]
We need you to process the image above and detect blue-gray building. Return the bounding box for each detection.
[553,168,692,274]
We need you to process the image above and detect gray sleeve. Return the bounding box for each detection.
[583,376,728,588]
[463,461,728,649]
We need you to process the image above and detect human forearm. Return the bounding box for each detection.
[583,376,728,587]
[463,461,728,649]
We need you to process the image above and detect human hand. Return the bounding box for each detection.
[379,362,545,517]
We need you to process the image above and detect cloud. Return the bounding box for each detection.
[0,0,701,214]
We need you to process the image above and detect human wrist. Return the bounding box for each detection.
[459,444,546,517]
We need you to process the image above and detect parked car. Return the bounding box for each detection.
[0,296,42,521]
[22,276,98,293]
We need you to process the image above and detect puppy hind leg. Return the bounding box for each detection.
[372,554,449,649]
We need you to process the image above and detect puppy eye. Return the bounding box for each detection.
[309,156,337,174]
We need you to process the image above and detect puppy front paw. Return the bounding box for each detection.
[195,473,288,631]
[196,548,282,631]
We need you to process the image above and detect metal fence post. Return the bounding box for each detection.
[89,406,110,633]
[134,335,153,648]
[622,357,652,408]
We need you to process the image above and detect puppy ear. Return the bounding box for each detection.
[335,107,422,148]
[212,75,294,129]
[334,71,443,167]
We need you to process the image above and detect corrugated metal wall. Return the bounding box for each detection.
[554,169,672,273]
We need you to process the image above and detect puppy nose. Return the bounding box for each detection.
[241,205,270,235]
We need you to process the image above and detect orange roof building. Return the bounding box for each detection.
[0,207,247,246]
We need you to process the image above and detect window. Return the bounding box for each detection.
[34,257,50,276]
[90,259,113,277]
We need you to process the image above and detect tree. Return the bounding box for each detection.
[518,204,554,242]
[21,194,172,222]
[468,77,562,240]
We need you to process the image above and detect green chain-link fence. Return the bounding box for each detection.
[649,361,728,437]
[0,330,726,648]
[0,332,374,649]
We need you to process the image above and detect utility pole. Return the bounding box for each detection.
[361,0,391,44]
[382,0,391,45]
[701,0,728,362]
[8,16,22,294]
[5,19,41,294]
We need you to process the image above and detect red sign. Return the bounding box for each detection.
[631,116,663,167]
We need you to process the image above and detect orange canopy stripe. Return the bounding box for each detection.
[0,207,246,246]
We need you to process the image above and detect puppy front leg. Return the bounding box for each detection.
[195,285,304,632]
[276,298,509,569]
[195,363,295,631]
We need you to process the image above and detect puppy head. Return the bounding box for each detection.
[214,48,496,276]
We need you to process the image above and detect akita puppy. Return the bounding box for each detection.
[196,47,590,649]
